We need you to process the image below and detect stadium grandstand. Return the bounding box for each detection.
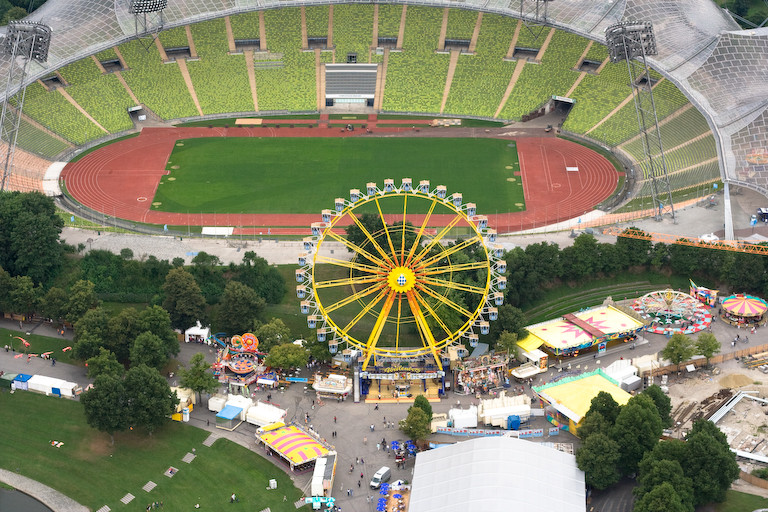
[0,0,764,237]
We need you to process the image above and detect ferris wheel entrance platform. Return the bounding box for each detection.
[363,379,443,404]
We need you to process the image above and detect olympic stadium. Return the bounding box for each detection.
[0,0,765,239]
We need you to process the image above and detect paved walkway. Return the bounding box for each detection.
[0,469,88,512]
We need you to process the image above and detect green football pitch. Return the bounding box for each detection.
[152,137,524,214]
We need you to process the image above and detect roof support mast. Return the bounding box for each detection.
[0,21,51,192]
[606,21,675,221]
[129,0,168,50]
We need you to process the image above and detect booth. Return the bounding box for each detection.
[448,405,478,429]
[454,353,509,396]
[257,425,330,472]
[311,452,337,497]
[185,322,211,344]
[27,375,82,398]
[12,373,32,391]
[313,373,352,401]
[216,405,244,431]
[477,392,531,428]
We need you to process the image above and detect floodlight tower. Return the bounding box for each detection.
[606,21,675,220]
[129,0,167,43]
[0,21,51,192]
[518,0,552,40]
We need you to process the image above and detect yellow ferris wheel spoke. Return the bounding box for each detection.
[417,284,473,318]
[405,290,443,371]
[395,294,403,351]
[420,260,490,276]
[314,275,386,289]
[324,282,387,314]
[361,289,398,370]
[412,288,454,339]
[342,287,390,332]
[315,255,383,275]
[410,215,464,266]
[416,236,482,270]
[400,194,408,266]
[374,197,398,262]
[325,230,392,270]
[421,277,487,295]
[405,200,437,267]
[348,211,396,268]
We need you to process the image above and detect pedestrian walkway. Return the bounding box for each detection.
[0,468,89,512]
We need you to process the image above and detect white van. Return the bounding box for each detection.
[370,466,391,489]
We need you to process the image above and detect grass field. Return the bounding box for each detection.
[2,328,77,365]
[0,391,302,512]
[152,138,523,214]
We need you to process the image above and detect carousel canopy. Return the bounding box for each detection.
[722,294,768,317]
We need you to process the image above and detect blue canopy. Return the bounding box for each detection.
[216,405,243,420]
[14,374,32,382]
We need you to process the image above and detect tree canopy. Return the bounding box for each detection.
[124,364,179,434]
[264,343,308,370]
[178,353,220,402]
[695,332,720,365]
[81,374,129,445]
[410,395,433,422]
[611,394,663,475]
[642,385,673,429]
[634,458,694,512]
[86,348,125,380]
[633,482,688,512]
[587,391,621,426]
[254,318,291,353]
[661,334,695,368]
[218,281,265,335]
[575,432,621,490]
[162,267,206,331]
[400,406,431,442]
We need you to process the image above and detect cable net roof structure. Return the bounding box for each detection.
[3,0,766,193]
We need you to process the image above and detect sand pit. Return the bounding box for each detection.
[720,374,756,388]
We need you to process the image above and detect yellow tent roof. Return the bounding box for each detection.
[535,369,631,423]
[516,333,544,353]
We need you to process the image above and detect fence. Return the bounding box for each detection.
[640,342,768,377]
[739,471,768,490]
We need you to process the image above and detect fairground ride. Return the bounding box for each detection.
[296,179,506,370]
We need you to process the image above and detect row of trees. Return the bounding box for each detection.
[661,332,721,368]
[504,231,768,310]
[575,388,739,511]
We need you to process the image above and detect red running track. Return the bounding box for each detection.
[61,125,621,235]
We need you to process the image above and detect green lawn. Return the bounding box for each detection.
[0,391,303,512]
[716,489,768,512]
[1,327,77,365]
[152,137,523,214]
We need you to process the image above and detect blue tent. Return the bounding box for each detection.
[216,405,243,430]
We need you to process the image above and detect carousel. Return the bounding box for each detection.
[212,333,266,394]
[632,289,712,335]
[721,294,768,327]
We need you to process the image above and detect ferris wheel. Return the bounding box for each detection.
[296,179,506,370]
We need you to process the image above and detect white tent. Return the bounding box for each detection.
[224,394,253,420]
[409,437,585,512]
[26,375,81,398]
[246,401,287,427]
[185,321,210,343]
[448,406,478,429]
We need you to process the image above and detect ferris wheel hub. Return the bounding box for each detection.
[387,266,417,293]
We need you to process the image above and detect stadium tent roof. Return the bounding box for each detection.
[409,436,585,512]
[6,0,768,200]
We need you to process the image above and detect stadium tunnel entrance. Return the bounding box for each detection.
[325,63,376,108]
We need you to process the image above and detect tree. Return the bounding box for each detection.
[661,333,695,370]
[615,228,652,267]
[130,332,168,370]
[189,251,226,304]
[138,305,180,359]
[575,433,621,490]
[254,318,291,352]
[489,305,528,341]
[86,348,125,380]
[345,213,381,251]
[162,267,207,330]
[695,332,721,366]
[494,330,520,360]
[10,275,39,317]
[400,406,431,442]
[264,343,308,370]
[236,252,286,304]
[576,411,610,440]
[66,280,99,324]
[124,364,179,434]
[633,482,688,512]
[0,191,64,285]
[683,420,739,506]
[611,394,662,475]
[305,336,332,363]
[40,286,67,324]
[410,395,433,422]
[81,374,129,445]
[178,353,220,403]
[642,385,673,428]
[106,307,141,363]
[73,331,104,362]
[218,281,265,335]
[119,248,134,260]
[587,391,621,426]
[1,6,26,24]
[635,459,694,512]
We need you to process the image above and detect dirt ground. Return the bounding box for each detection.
[666,357,768,498]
